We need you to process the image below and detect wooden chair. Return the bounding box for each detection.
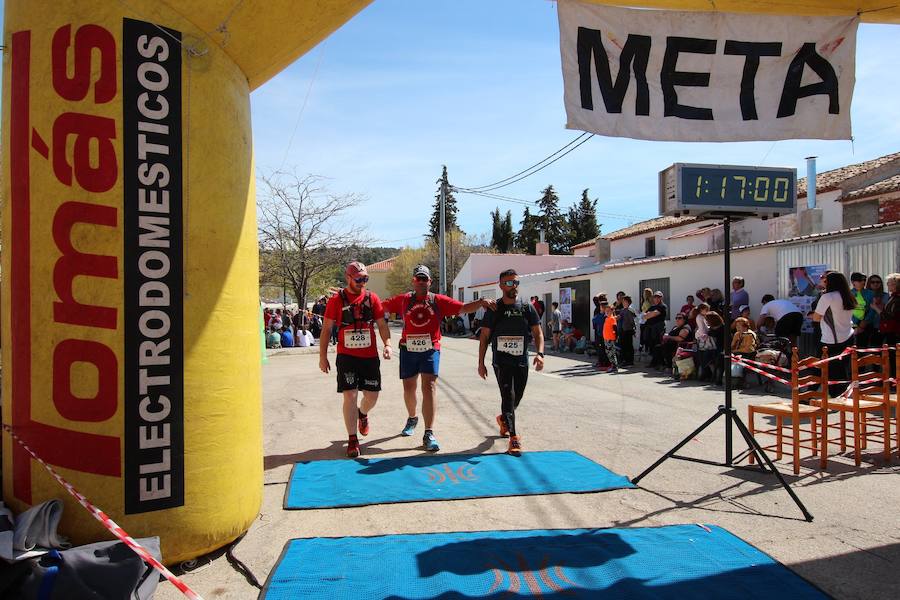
[812,346,891,467]
[748,348,828,475]
[889,344,899,458]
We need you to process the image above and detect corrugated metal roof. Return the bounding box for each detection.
[469,266,580,288]
[546,220,900,282]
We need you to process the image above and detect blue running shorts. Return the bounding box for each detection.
[399,347,440,379]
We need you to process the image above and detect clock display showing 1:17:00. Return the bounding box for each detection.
[695,174,792,203]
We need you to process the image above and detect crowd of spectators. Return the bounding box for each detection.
[541,269,899,394]
[265,269,899,389]
[263,296,328,349]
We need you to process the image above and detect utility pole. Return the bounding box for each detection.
[439,178,447,295]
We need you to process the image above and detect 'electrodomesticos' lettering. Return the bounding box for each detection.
[123,18,184,513]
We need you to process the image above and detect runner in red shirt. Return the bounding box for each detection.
[319,261,393,458]
[382,264,486,452]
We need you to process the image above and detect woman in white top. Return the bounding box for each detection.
[812,272,856,397]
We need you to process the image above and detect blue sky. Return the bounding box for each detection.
[250,0,900,246]
[4,1,899,246]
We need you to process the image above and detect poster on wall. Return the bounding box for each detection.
[788,265,826,333]
[560,287,573,322]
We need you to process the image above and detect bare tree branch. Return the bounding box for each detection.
[257,169,373,307]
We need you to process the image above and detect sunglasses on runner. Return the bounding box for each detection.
[501,280,520,287]
[415,275,430,282]
[354,276,369,284]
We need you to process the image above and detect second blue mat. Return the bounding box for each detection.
[262,524,828,599]
[284,450,634,509]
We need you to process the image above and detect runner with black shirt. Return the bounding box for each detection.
[477,269,544,456]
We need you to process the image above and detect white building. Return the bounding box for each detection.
[452,249,594,302]
[452,151,900,339]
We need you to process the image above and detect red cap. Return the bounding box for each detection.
[345,261,368,278]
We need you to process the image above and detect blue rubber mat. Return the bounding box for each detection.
[283,451,633,509]
[261,524,827,599]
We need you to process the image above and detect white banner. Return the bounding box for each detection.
[558,1,858,142]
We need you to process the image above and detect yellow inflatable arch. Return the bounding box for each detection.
[2,0,896,564]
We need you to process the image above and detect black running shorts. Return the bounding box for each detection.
[336,354,382,392]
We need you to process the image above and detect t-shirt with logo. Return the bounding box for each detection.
[324,290,385,358]
[382,293,463,352]
[481,301,540,367]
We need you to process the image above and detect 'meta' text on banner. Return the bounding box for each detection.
[558,0,857,142]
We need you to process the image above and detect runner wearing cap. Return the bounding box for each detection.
[477,269,544,456]
[382,264,487,451]
[319,261,392,458]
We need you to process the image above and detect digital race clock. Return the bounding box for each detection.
[659,163,797,218]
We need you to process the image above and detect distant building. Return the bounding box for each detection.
[366,255,398,299]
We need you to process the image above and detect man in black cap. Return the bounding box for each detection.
[382,264,486,451]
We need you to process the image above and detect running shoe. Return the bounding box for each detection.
[507,435,522,456]
[401,416,419,436]
[423,431,440,452]
[496,414,509,438]
[358,412,370,437]
[346,437,360,458]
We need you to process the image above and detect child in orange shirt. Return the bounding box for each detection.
[602,302,619,373]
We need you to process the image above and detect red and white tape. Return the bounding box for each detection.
[731,357,792,386]
[729,354,792,374]
[807,347,853,367]
[1,424,203,600]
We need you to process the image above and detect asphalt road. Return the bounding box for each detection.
[159,332,900,599]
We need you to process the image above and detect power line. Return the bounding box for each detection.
[455,187,641,221]
[453,188,537,207]
[456,133,594,192]
[279,43,327,170]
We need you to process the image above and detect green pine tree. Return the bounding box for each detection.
[427,165,461,243]
[490,207,515,253]
[500,210,514,253]
[569,189,600,246]
[515,206,541,254]
[536,185,569,254]
[490,207,502,250]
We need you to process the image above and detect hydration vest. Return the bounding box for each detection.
[406,292,440,319]
[339,289,374,330]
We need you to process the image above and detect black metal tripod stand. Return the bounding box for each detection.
[631,216,813,522]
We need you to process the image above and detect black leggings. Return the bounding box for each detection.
[494,363,529,436]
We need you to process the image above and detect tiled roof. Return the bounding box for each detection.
[367,256,398,272]
[664,223,722,240]
[798,151,900,197]
[602,216,702,241]
[571,237,599,249]
[840,174,900,202]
